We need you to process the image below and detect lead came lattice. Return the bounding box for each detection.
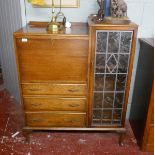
[93,31,133,126]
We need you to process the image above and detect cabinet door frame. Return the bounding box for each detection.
[88,26,138,128]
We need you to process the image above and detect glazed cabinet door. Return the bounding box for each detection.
[92,30,133,126]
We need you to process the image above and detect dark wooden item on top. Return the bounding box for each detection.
[129,38,154,152]
[13,17,138,145]
[97,0,104,21]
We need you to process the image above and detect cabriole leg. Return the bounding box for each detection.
[119,132,126,147]
[23,129,32,144]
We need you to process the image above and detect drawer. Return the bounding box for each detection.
[22,83,87,96]
[25,112,86,127]
[23,96,87,111]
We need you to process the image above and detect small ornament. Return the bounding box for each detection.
[111,0,127,18]
[65,22,71,28]
[104,0,130,24]
[97,0,104,21]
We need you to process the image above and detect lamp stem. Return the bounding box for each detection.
[52,0,55,13]
[60,0,62,12]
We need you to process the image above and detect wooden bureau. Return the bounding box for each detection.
[14,23,89,130]
[14,19,138,145]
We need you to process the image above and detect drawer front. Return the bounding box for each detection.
[23,97,87,111]
[25,112,86,127]
[16,38,88,82]
[22,84,87,96]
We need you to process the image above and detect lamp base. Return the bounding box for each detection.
[47,22,65,32]
[47,22,59,32]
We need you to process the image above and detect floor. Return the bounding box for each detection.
[0,90,154,155]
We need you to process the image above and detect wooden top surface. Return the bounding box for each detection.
[88,15,138,29]
[14,22,89,37]
[14,16,138,37]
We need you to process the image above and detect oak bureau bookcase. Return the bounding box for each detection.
[13,17,138,145]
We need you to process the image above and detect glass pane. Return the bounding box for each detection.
[93,93,103,108]
[114,93,124,108]
[120,32,132,53]
[103,93,114,108]
[102,120,112,124]
[105,74,116,91]
[93,110,102,119]
[96,32,107,53]
[113,121,121,125]
[96,54,106,73]
[116,74,127,91]
[93,119,101,125]
[108,32,120,53]
[106,54,118,73]
[118,54,129,73]
[94,74,105,91]
[102,110,112,123]
[113,109,122,121]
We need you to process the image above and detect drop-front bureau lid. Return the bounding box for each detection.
[14,22,89,83]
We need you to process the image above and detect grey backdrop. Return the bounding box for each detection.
[0,0,22,101]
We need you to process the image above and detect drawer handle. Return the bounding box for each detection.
[69,104,80,107]
[68,119,80,123]
[31,118,42,122]
[31,103,42,106]
[29,88,42,92]
[68,89,79,93]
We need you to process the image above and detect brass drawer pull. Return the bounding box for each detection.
[68,89,79,93]
[31,103,42,106]
[31,118,42,122]
[29,88,41,92]
[69,104,80,107]
[68,119,80,123]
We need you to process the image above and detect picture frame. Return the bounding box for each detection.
[28,0,80,8]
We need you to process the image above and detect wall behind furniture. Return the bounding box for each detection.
[20,0,154,118]
[0,0,22,101]
[21,0,154,38]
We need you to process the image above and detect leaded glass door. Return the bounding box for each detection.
[92,31,133,126]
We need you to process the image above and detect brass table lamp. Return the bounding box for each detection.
[47,0,66,32]
[47,0,59,32]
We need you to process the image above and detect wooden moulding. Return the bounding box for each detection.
[23,127,126,132]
